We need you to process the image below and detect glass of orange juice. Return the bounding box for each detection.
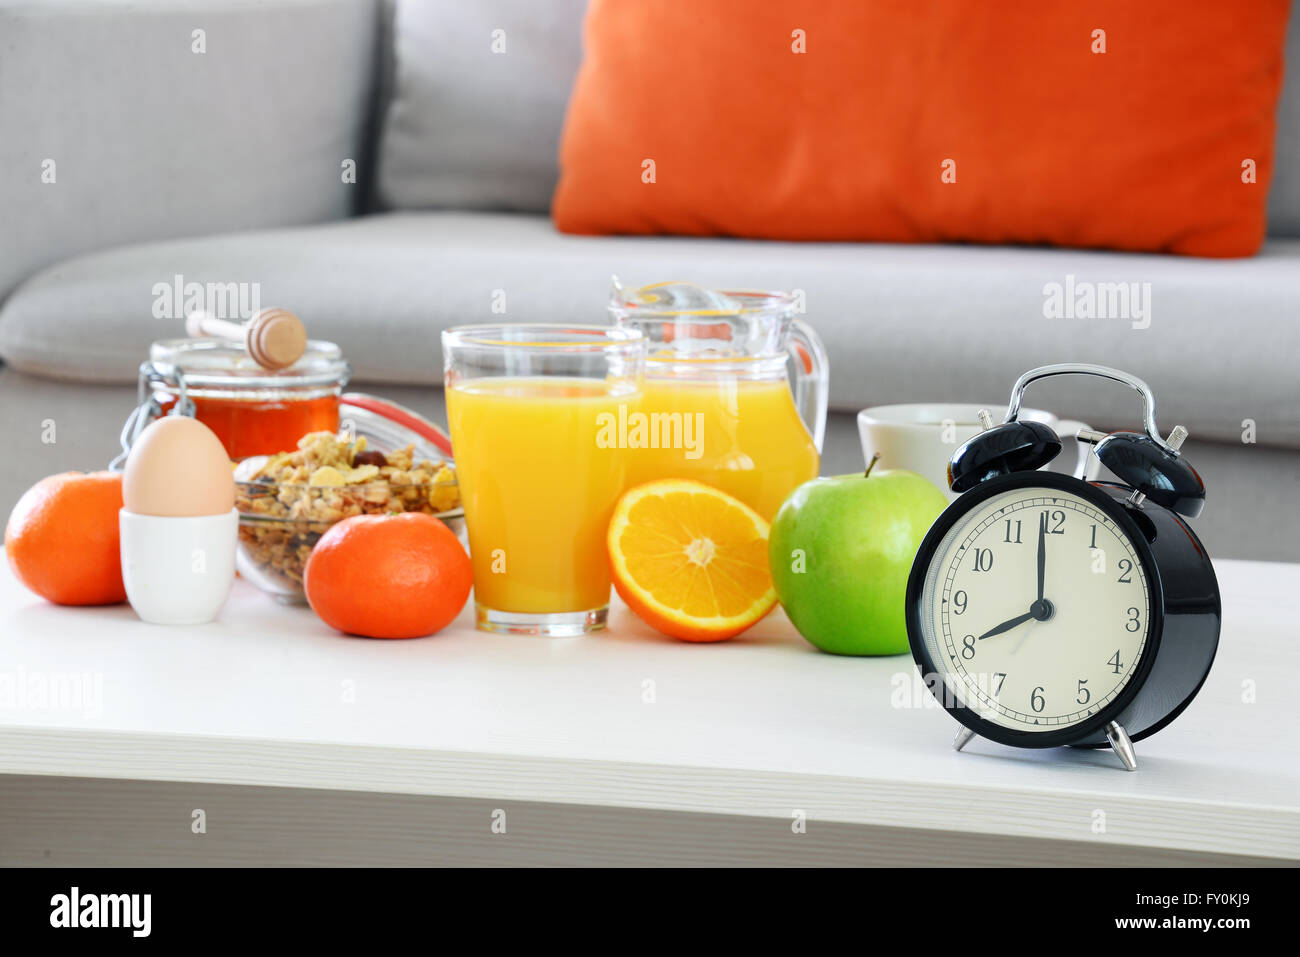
[442,325,645,635]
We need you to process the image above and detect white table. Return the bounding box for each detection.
[1,554,1296,866]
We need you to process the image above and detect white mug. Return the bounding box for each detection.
[857,403,1101,500]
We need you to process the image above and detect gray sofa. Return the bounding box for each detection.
[1,0,1297,561]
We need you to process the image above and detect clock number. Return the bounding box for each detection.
[993,672,1007,695]
[953,590,968,615]
[1109,650,1124,674]
[1031,686,1046,713]
[1076,679,1091,705]
[1041,509,1065,534]
[1117,559,1133,584]
[971,548,994,572]
[1089,523,1098,549]
[961,635,976,659]
[1125,607,1141,632]
[1004,519,1022,544]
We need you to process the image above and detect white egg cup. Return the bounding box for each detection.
[119,508,238,625]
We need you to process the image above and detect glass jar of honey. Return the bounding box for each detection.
[115,338,351,463]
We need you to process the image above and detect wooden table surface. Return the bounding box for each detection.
[1,553,1297,862]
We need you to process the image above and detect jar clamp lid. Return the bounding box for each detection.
[111,337,350,469]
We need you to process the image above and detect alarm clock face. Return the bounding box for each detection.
[913,482,1153,736]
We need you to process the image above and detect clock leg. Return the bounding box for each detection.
[953,727,976,752]
[1105,721,1138,772]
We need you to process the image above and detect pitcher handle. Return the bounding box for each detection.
[787,318,829,453]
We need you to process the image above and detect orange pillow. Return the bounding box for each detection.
[553,0,1291,257]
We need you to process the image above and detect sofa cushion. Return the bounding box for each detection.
[554,0,1291,257]
[371,0,1300,237]
[375,0,586,212]
[0,0,379,305]
[1,212,1296,452]
[1267,0,1300,236]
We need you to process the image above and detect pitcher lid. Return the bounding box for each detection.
[609,279,796,317]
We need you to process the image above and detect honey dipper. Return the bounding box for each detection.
[185,307,308,370]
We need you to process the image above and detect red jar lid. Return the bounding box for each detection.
[340,393,454,461]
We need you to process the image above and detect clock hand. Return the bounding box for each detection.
[1011,618,1039,655]
[1037,510,1047,603]
[977,610,1037,640]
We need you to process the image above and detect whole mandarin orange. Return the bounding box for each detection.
[303,512,472,639]
[5,471,128,606]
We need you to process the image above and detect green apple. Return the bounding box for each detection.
[769,458,948,655]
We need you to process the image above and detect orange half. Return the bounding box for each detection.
[608,479,777,642]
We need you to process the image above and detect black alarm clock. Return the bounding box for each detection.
[905,363,1221,771]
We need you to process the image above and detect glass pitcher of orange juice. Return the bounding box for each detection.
[609,281,828,519]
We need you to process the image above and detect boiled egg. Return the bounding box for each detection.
[123,416,235,517]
